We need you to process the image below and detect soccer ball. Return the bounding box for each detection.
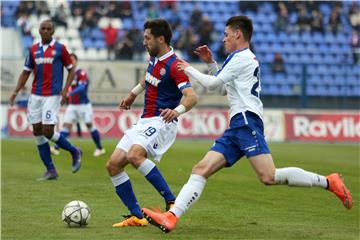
[62,200,91,227]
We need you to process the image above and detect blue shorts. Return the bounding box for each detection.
[210,111,270,167]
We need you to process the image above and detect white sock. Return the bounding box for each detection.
[111,171,130,187]
[34,135,48,145]
[51,132,60,142]
[274,167,328,188]
[171,174,207,217]
[137,159,155,176]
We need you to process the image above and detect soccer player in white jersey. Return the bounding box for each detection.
[142,16,353,233]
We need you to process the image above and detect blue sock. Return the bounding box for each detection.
[145,167,176,202]
[55,135,77,153]
[115,180,143,218]
[55,130,70,149]
[37,142,55,171]
[91,129,102,149]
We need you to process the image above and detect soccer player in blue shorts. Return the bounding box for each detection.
[51,53,105,157]
[142,16,353,233]
[106,19,198,227]
[9,20,82,180]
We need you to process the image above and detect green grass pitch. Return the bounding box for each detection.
[1,139,359,239]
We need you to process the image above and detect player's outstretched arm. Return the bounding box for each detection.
[61,67,76,105]
[9,70,31,106]
[177,61,223,90]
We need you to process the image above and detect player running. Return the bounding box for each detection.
[9,20,82,180]
[106,19,198,227]
[51,53,105,157]
[142,15,353,233]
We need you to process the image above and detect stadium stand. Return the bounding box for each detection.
[1,0,359,102]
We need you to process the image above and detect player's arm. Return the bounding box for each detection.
[160,87,198,123]
[61,67,76,105]
[177,61,223,91]
[9,70,31,106]
[119,79,146,110]
[68,71,88,97]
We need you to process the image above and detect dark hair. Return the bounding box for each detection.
[144,19,172,45]
[226,16,253,42]
[41,19,55,29]
[70,53,78,60]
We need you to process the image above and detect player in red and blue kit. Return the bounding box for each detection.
[9,20,82,180]
[51,53,105,157]
[106,19,198,227]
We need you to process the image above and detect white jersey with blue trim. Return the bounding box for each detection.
[216,48,263,120]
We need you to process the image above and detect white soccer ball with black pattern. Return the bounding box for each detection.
[62,200,91,227]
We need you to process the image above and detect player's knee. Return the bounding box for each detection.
[192,163,209,178]
[106,159,121,175]
[43,129,54,139]
[258,173,275,185]
[126,152,142,167]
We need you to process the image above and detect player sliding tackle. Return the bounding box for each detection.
[142,15,352,233]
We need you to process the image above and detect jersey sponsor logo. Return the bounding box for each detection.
[160,68,166,76]
[34,57,54,64]
[145,72,161,87]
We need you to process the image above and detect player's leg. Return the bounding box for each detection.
[27,94,58,180]
[85,122,105,157]
[33,122,58,180]
[142,151,227,232]
[128,144,176,209]
[83,103,105,157]
[131,118,178,209]
[42,96,81,173]
[249,153,352,209]
[106,146,147,227]
[51,122,71,155]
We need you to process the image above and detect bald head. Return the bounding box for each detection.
[39,20,55,44]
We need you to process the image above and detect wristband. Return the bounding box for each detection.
[174,104,186,115]
[131,83,144,96]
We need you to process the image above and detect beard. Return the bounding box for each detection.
[147,45,160,57]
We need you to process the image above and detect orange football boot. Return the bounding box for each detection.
[327,173,352,209]
[142,208,178,233]
[112,215,148,227]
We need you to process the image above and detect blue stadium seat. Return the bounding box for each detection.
[94,39,105,49]
[90,28,104,40]
[82,38,93,49]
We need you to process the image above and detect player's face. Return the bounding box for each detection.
[223,26,237,53]
[143,29,160,57]
[39,21,54,44]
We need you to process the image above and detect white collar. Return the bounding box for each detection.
[39,38,56,47]
[157,47,174,61]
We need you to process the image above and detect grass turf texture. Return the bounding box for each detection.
[2,139,359,240]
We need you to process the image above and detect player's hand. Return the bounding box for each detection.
[176,60,190,72]
[60,90,68,105]
[160,108,179,123]
[194,45,215,64]
[119,92,136,110]
[9,92,17,106]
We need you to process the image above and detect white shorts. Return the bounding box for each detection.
[63,103,93,124]
[116,117,177,162]
[27,94,60,124]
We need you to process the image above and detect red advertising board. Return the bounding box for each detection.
[7,107,229,139]
[285,112,360,142]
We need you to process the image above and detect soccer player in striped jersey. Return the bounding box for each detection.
[9,20,82,180]
[51,53,105,157]
[106,19,198,227]
[142,16,353,233]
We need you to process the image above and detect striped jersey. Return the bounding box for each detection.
[67,68,90,104]
[24,39,73,96]
[142,48,192,118]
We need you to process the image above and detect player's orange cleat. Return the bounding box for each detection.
[142,208,178,233]
[327,173,352,209]
[112,215,148,227]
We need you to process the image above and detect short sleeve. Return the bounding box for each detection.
[61,45,73,70]
[170,60,192,91]
[24,49,34,71]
